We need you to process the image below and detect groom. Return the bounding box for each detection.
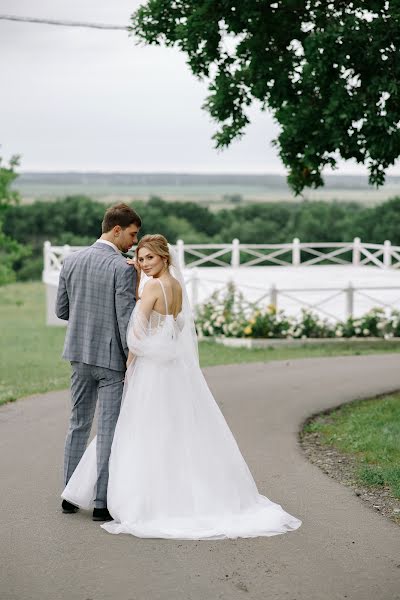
[56,203,141,521]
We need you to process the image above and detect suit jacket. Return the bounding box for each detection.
[55,241,137,372]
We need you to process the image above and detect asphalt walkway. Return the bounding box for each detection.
[1,355,400,600]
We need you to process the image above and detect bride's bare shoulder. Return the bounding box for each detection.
[170,276,182,294]
[141,278,160,298]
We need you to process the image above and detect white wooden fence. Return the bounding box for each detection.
[43,239,400,325]
[44,237,400,274]
[185,270,400,322]
[174,237,400,269]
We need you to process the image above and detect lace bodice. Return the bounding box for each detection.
[148,308,185,334]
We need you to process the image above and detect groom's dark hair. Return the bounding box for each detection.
[102,203,142,233]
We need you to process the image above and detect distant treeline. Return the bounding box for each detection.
[15,171,400,190]
[4,194,400,281]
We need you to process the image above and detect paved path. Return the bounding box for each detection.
[1,355,400,600]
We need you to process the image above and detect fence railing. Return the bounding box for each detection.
[43,237,400,273]
[43,240,400,324]
[185,269,400,321]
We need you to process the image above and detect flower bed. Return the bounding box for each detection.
[196,281,400,341]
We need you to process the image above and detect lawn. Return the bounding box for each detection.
[2,282,400,405]
[302,393,400,499]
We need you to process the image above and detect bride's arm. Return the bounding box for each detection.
[126,350,135,368]
[126,279,159,367]
[137,279,159,320]
[126,257,141,301]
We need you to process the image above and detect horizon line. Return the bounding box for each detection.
[16,169,400,178]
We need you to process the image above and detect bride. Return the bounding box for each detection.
[62,234,302,540]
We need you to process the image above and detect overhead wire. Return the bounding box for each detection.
[0,15,128,30]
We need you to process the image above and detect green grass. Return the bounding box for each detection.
[0,282,71,404]
[303,394,400,498]
[2,281,400,405]
[198,339,400,366]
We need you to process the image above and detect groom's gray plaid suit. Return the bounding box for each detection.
[56,241,136,508]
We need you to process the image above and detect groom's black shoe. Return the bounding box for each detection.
[62,499,79,514]
[93,507,112,522]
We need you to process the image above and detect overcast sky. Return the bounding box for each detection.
[1,1,399,176]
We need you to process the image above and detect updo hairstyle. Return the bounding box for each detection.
[135,234,171,267]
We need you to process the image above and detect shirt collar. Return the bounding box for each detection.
[96,239,121,254]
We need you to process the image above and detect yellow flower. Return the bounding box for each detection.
[249,317,256,325]
[244,325,253,335]
[267,303,277,314]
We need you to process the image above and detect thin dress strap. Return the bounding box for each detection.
[157,279,169,315]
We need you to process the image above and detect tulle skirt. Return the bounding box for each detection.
[62,355,302,540]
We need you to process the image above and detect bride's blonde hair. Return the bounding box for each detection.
[136,234,171,266]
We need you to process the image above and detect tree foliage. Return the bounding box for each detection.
[131,1,400,194]
[0,155,29,285]
[0,154,21,215]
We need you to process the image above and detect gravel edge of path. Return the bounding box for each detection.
[298,389,400,527]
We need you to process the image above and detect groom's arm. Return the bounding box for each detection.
[55,264,70,320]
[115,262,137,358]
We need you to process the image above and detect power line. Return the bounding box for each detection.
[0,15,128,30]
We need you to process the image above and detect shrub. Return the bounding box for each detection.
[243,305,293,339]
[196,283,400,340]
[196,281,248,338]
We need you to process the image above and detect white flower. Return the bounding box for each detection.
[335,330,343,337]
[355,327,361,334]
[363,328,370,335]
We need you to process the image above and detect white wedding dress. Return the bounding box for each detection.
[62,268,302,540]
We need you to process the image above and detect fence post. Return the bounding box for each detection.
[231,238,240,268]
[191,268,199,307]
[270,283,278,309]
[176,239,185,270]
[353,237,361,266]
[63,244,71,265]
[43,241,51,272]
[383,240,392,268]
[292,238,300,266]
[346,282,354,318]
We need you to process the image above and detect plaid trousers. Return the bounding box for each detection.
[64,361,125,508]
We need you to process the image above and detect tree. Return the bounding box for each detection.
[0,154,30,285]
[131,1,400,194]
[0,154,21,216]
